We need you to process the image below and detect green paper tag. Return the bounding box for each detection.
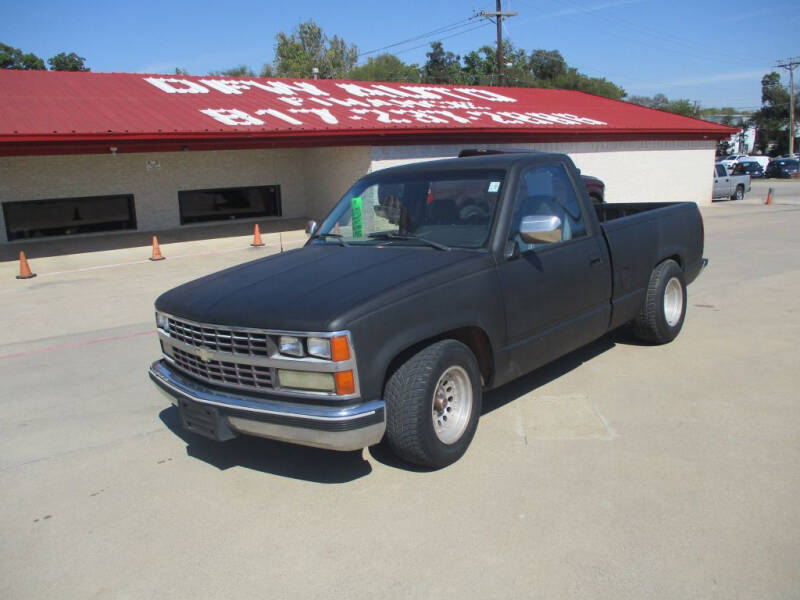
[350,196,363,238]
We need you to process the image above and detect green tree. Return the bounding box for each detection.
[272,20,357,79]
[209,65,255,77]
[528,49,567,81]
[348,53,419,82]
[749,71,796,156]
[628,93,700,117]
[421,41,463,84]
[0,42,45,69]
[48,52,89,71]
[174,67,190,75]
[462,42,530,86]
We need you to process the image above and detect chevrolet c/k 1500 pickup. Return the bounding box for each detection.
[149,151,707,468]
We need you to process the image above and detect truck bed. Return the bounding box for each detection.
[594,202,705,330]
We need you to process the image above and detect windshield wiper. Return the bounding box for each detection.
[367,232,451,251]
[312,232,350,247]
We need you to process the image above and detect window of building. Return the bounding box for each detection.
[3,194,137,241]
[178,185,281,225]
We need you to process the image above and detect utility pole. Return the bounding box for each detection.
[777,57,799,155]
[479,1,517,86]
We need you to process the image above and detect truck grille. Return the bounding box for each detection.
[167,317,270,357]
[170,347,274,391]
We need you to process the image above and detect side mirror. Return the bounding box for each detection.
[519,215,562,244]
[305,220,318,236]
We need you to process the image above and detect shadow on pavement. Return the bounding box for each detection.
[158,329,639,477]
[158,406,372,483]
[1,218,307,262]
[482,334,619,416]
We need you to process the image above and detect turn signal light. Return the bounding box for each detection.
[335,370,355,395]
[331,335,351,362]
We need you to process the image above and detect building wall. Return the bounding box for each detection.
[370,140,718,206]
[0,138,716,245]
[0,148,309,244]
[303,146,372,222]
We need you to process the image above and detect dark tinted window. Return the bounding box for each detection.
[178,185,281,225]
[510,164,587,252]
[715,165,727,176]
[317,169,504,249]
[3,194,136,241]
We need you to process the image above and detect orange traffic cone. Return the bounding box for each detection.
[251,224,265,247]
[765,187,774,205]
[149,236,165,261]
[16,251,36,279]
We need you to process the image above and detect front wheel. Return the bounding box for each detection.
[632,259,686,344]
[384,340,482,468]
[731,184,744,201]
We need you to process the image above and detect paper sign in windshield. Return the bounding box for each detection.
[488,181,501,193]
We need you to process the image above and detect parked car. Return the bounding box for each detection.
[732,160,764,178]
[718,154,748,170]
[714,163,751,200]
[150,151,707,468]
[765,158,800,178]
[747,156,770,170]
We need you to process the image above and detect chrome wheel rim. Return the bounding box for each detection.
[664,277,684,327]
[432,366,472,444]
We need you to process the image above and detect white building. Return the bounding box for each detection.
[0,71,734,246]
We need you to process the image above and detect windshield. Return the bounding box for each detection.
[313,168,506,249]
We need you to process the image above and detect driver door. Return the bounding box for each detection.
[495,162,611,377]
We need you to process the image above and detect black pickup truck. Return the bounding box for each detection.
[149,152,707,468]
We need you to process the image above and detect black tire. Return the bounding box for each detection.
[384,340,482,468]
[731,184,744,201]
[632,259,686,344]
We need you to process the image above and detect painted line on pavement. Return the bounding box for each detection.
[0,330,155,361]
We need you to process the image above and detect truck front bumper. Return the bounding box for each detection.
[149,360,386,451]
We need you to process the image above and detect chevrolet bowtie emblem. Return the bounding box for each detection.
[196,347,213,363]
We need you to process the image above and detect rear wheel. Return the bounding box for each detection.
[731,184,744,201]
[384,340,482,468]
[632,259,686,344]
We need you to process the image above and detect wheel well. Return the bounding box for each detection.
[383,326,494,391]
[661,254,683,269]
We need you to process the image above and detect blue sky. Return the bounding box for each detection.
[1,0,797,110]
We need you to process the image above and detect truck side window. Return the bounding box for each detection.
[715,165,726,177]
[509,164,587,252]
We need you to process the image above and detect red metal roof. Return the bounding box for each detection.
[0,70,735,156]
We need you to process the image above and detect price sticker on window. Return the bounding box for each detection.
[488,181,501,193]
[350,196,363,238]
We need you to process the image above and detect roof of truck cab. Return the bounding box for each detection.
[0,70,737,156]
[369,152,563,175]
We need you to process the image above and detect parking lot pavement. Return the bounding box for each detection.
[740,178,800,205]
[1,202,799,599]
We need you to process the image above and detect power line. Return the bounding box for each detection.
[391,22,493,57]
[358,16,482,58]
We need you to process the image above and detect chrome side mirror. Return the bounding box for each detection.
[305,220,318,236]
[519,215,562,244]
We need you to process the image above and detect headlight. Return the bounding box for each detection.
[279,336,304,357]
[156,313,169,331]
[277,370,335,391]
[307,337,331,359]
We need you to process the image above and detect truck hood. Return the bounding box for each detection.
[155,245,486,331]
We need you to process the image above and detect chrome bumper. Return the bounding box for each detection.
[149,360,385,451]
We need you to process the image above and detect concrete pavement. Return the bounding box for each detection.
[1,202,798,599]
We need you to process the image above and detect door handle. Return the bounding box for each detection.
[589,254,603,265]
